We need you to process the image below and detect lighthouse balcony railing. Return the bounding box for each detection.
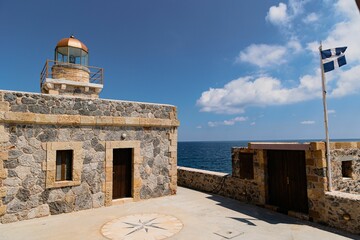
[40,60,104,88]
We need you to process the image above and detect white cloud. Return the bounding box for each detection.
[196,125,202,129]
[328,109,336,114]
[236,44,287,68]
[266,2,289,26]
[266,0,308,27]
[303,12,319,24]
[288,39,302,52]
[197,73,321,114]
[331,65,360,97]
[288,0,307,16]
[208,116,247,127]
[301,120,315,125]
[235,40,302,68]
[322,11,360,64]
[199,0,360,115]
[250,122,256,126]
[208,121,217,127]
[320,0,360,97]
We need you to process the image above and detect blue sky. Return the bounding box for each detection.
[0,0,360,141]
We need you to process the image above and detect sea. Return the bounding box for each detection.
[177,139,360,173]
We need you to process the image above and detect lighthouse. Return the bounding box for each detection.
[40,36,103,98]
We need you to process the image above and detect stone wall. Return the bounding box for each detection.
[178,142,359,234]
[323,191,360,234]
[330,145,360,194]
[0,90,179,223]
[177,167,261,204]
[1,91,175,119]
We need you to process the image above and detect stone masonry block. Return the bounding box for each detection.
[170,139,177,146]
[334,142,357,149]
[72,170,81,182]
[0,134,9,143]
[0,102,9,112]
[35,114,58,124]
[169,111,175,120]
[105,158,113,168]
[314,157,327,168]
[133,190,141,201]
[307,189,324,199]
[313,150,325,159]
[0,169,7,179]
[45,170,55,185]
[0,205,6,216]
[309,210,323,221]
[134,155,143,165]
[58,115,81,125]
[80,116,96,125]
[113,117,125,125]
[48,90,59,95]
[305,150,312,160]
[4,112,35,123]
[105,169,112,181]
[171,120,180,127]
[96,116,112,126]
[0,151,8,161]
[41,161,47,171]
[133,178,142,188]
[310,142,325,151]
[305,157,314,166]
[170,151,177,158]
[307,175,319,183]
[168,145,177,152]
[37,204,50,218]
[125,117,140,125]
[0,187,6,198]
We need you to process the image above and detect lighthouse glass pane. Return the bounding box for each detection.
[56,47,68,63]
[69,47,82,64]
[56,52,63,62]
[57,47,68,56]
[81,51,88,66]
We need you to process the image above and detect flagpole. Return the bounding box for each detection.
[319,43,332,192]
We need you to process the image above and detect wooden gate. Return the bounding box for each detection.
[113,148,132,199]
[267,150,308,214]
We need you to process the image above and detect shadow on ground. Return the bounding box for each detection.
[205,192,358,239]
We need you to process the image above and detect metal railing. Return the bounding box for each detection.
[40,60,104,88]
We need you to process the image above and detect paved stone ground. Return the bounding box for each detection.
[0,187,358,240]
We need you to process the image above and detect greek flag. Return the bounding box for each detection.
[321,47,347,73]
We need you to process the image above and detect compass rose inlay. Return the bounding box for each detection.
[101,213,183,240]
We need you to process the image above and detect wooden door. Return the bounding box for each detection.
[267,150,308,214]
[113,148,132,199]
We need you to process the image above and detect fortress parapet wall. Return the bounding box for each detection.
[178,142,360,234]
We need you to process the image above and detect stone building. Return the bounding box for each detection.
[178,142,360,234]
[0,36,179,223]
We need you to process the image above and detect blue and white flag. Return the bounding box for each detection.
[321,47,347,73]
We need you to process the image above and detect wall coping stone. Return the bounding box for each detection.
[0,89,176,108]
[177,166,229,177]
[325,191,360,200]
[248,142,311,150]
[44,78,103,89]
[0,111,179,127]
